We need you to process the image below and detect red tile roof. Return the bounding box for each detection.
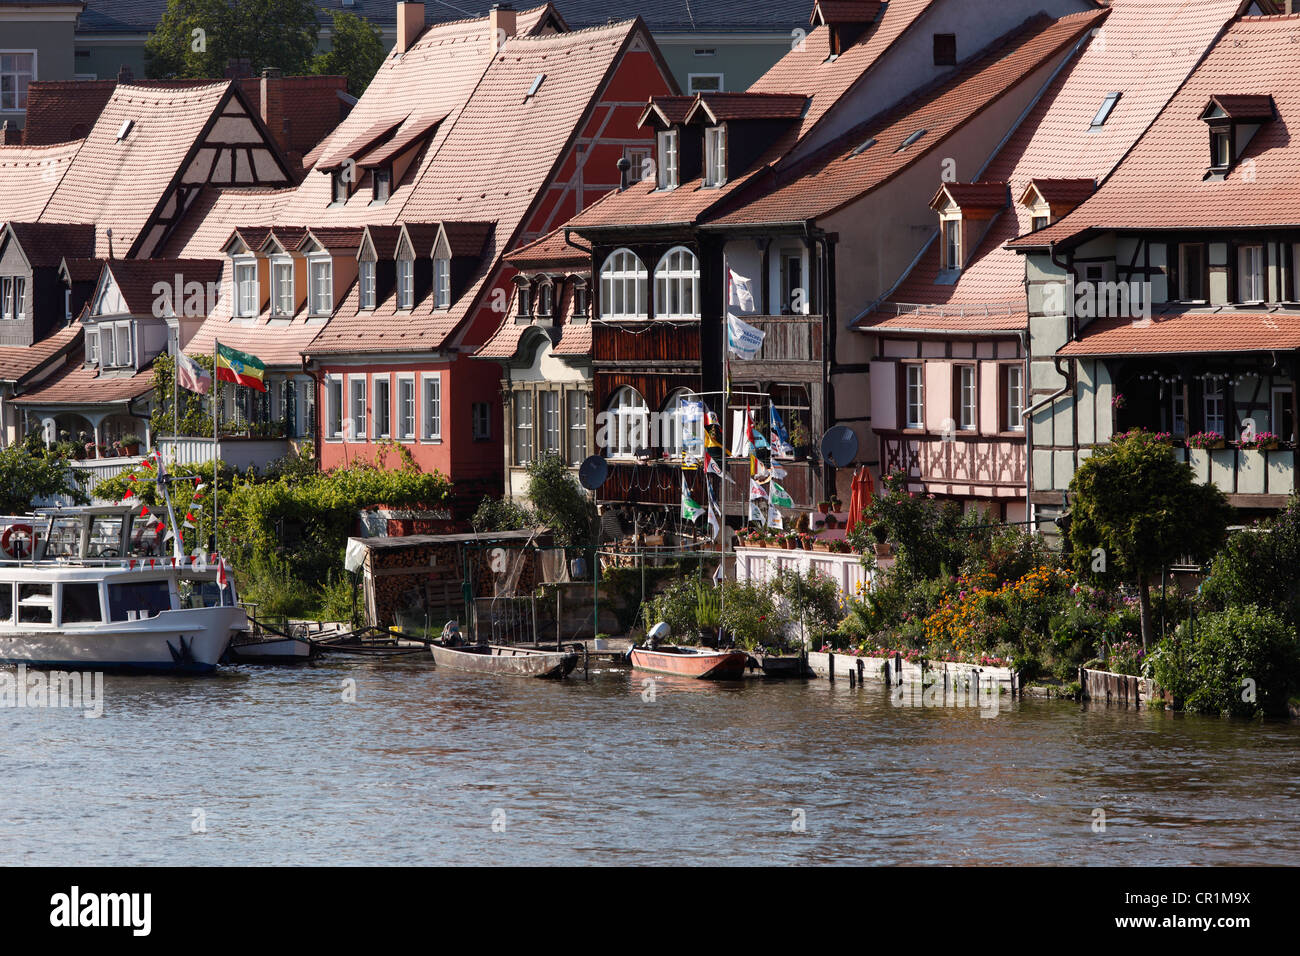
[1022,177,1095,207]
[812,0,884,25]
[710,11,1104,226]
[102,259,224,315]
[1011,16,1300,250]
[60,257,105,283]
[11,351,156,407]
[22,80,117,145]
[639,95,695,127]
[933,182,1009,212]
[504,224,590,268]
[158,186,295,259]
[1202,93,1275,120]
[858,0,1246,331]
[4,222,96,267]
[438,221,495,258]
[0,325,80,383]
[0,141,83,223]
[686,92,808,123]
[1059,308,1300,356]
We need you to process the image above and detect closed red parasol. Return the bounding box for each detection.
[846,466,875,535]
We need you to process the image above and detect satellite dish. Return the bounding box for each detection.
[578,455,609,491]
[820,425,859,468]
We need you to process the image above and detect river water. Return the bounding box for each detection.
[3,659,1298,866]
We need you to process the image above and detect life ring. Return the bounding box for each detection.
[1,523,35,559]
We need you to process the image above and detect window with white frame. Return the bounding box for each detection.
[422,373,441,440]
[688,73,723,94]
[624,146,652,184]
[657,129,679,189]
[372,376,390,439]
[942,218,961,270]
[272,259,294,316]
[565,391,586,464]
[396,256,414,309]
[325,376,343,439]
[660,388,698,458]
[1169,390,1186,436]
[0,276,12,319]
[472,401,491,441]
[958,365,976,430]
[607,386,649,457]
[905,365,925,429]
[704,125,727,187]
[514,391,533,463]
[85,328,99,366]
[1238,245,1265,303]
[100,324,115,367]
[397,375,415,440]
[599,249,647,318]
[0,54,35,112]
[654,247,699,319]
[348,377,366,440]
[1204,382,1225,435]
[359,260,375,310]
[434,257,450,309]
[310,258,332,316]
[1004,365,1025,432]
[539,390,561,455]
[114,323,132,368]
[234,260,258,317]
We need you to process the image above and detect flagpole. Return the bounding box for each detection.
[720,254,730,627]
[213,338,219,564]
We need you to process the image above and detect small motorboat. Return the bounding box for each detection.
[628,644,748,680]
[226,633,316,664]
[430,642,579,679]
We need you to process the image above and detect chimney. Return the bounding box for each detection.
[117,64,134,83]
[260,68,286,153]
[491,3,517,52]
[396,2,426,54]
[224,58,252,79]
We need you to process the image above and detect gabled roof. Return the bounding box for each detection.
[811,0,884,26]
[2,222,96,268]
[1199,93,1275,121]
[222,227,273,255]
[685,92,808,124]
[1011,16,1300,250]
[503,224,591,269]
[0,325,81,385]
[360,224,403,260]
[1020,177,1095,208]
[97,259,223,316]
[639,95,696,128]
[1058,308,1300,356]
[857,0,1246,332]
[931,182,1010,213]
[60,257,105,284]
[436,221,495,258]
[21,80,117,145]
[299,226,365,253]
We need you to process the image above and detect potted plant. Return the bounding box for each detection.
[696,585,721,646]
[789,420,812,460]
[1239,430,1281,451]
[117,434,142,456]
[1187,430,1225,450]
[817,499,832,513]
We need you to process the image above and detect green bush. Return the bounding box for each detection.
[472,495,535,533]
[772,567,842,648]
[1151,605,1300,717]
[0,437,88,512]
[1201,496,1300,632]
[721,579,787,652]
[642,575,701,640]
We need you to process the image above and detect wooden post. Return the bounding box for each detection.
[856,658,864,685]
[828,651,835,681]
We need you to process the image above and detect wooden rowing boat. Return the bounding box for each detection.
[430,642,579,679]
[629,645,748,680]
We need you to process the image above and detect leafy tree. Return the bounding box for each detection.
[471,495,535,533]
[525,453,596,548]
[146,0,319,79]
[0,437,89,513]
[1067,429,1231,648]
[314,11,386,97]
[1201,494,1300,632]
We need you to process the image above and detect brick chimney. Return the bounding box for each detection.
[261,68,285,153]
[491,3,517,52]
[117,64,134,83]
[396,2,426,54]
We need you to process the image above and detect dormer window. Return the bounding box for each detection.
[573,279,589,318]
[234,259,258,317]
[942,218,961,271]
[1211,129,1231,170]
[704,125,727,187]
[359,260,376,310]
[516,280,532,318]
[86,328,99,365]
[309,258,333,316]
[372,167,392,204]
[331,169,351,205]
[933,33,956,67]
[657,129,679,189]
[0,276,23,320]
[272,258,294,316]
[396,256,414,310]
[433,256,450,309]
[1199,96,1273,176]
[537,278,556,318]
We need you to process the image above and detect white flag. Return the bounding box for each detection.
[707,500,721,541]
[727,312,765,360]
[767,498,784,530]
[729,269,755,312]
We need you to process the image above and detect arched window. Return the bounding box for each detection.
[660,388,700,459]
[654,246,699,319]
[599,249,647,318]
[605,386,649,458]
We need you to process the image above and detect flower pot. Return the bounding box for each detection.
[874,542,893,559]
[813,541,830,552]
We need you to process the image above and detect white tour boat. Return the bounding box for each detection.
[0,505,246,673]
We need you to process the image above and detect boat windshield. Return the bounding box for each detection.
[179,579,235,609]
[86,515,124,560]
[45,517,82,559]
[129,517,166,558]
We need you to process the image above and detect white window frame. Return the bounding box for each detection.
[100,323,115,367]
[114,322,132,368]
[421,372,442,441]
[86,328,99,366]
[687,73,724,94]
[234,258,258,317]
[607,385,649,458]
[905,365,925,430]
[371,374,391,440]
[514,390,533,464]
[942,217,962,270]
[347,375,367,442]
[309,256,333,317]
[1204,383,1226,435]
[565,390,586,465]
[0,276,11,319]
[1238,244,1265,303]
[324,375,343,441]
[1004,364,1025,432]
[434,257,450,309]
[396,257,414,310]
[657,129,679,190]
[272,257,294,317]
[599,248,648,319]
[958,365,976,430]
[359,259,376,310]
[0,51,36,112]
[704,125,727,187]
[396,374,416,441]
[624,145,652,184]
[653,246,700,320]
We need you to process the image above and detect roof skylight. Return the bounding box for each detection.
[1090,92,1121,128]
[896,129,927,152]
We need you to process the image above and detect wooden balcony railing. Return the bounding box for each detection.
[880,432,1026,490]
[745,315,823,363]
[598,457,822,511]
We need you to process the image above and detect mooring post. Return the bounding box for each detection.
[828,651,835,681]
[856,658,864,686]
[848,664,855,687]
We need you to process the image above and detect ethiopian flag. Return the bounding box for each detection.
[215,342,267,392]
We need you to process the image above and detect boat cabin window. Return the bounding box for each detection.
[87,516,124,559]
[107,580,172,622]
[60,582,102,625]
[17,583,54,625]
[0,583,12,624]
[45,517,82,559]
[129,518,166,558]
[180,580,234,609]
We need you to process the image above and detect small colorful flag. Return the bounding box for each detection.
[767,498,784,530]
[681,476,703,522]
[771,481,794,509]
[215,342,267,392]
[217,558,228,588]
[176,351,212,394]
[749,477,767,501]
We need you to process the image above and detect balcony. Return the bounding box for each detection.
[598,457,823,511]
[880,431,1026,496]
[744,314,823,363]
